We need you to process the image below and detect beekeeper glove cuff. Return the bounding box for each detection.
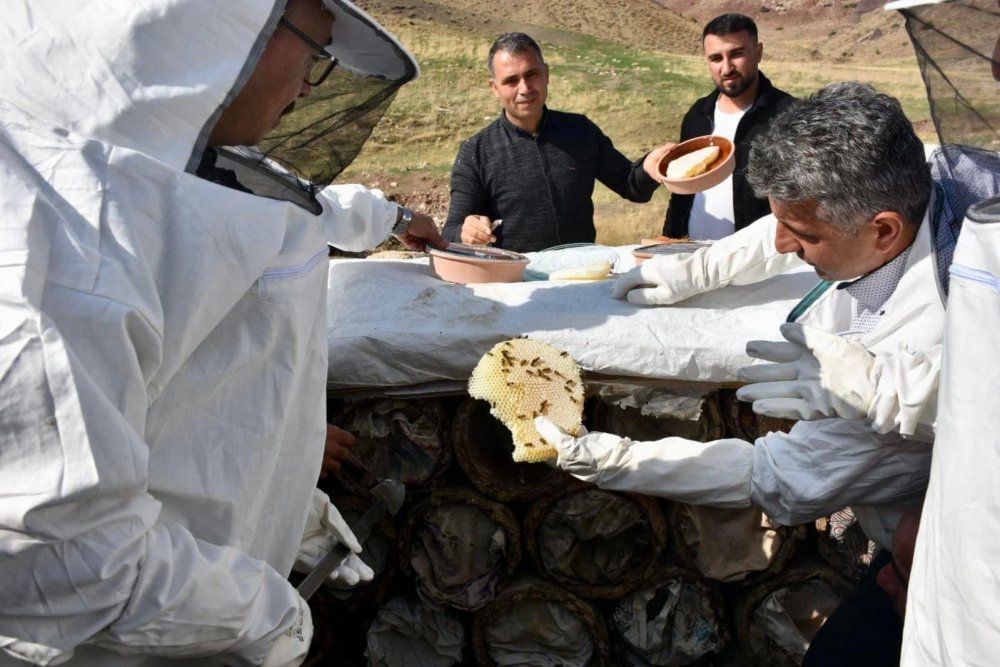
[737,322,877,422]
[535,418,754,507]
[259,595,313,667]
[293,489,373,587]
[612,215,804,306]
[867,346,940,437]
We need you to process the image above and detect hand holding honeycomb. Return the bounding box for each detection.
[468,339,585,463]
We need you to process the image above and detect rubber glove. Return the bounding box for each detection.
[293,489,374,587]
[259,596,313,667]
[737,322,877,422]
[612,215,804,306]
[739,324,940,436]
[535,417,753,506]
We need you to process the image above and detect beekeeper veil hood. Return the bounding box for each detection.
[239,0,419,194]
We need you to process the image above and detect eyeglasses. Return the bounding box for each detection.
[279,17,338,86]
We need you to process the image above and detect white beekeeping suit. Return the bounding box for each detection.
[0,0,415,665]
[902,197,1000,666]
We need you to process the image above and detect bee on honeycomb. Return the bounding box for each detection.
[468,339,584,463]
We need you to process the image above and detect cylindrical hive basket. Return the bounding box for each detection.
[609,565,730,667]
[327,397,453,497]
[524,487,668,599]
[399,487,521,612]
[365,595,468,667]
[452,396,569,503]
[733,563,853,666]
[474,576,610,667]
[666,503,806,584]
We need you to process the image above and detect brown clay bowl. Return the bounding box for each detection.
[657,135,735,195]
[428,243,529,284]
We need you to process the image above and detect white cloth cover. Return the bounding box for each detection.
[0,1,393,665]
[902,197,1000,666]
[326,247,818,392]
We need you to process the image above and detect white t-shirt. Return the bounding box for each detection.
[688,101,746,240]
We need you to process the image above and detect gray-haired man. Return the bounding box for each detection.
[545,82,948,665]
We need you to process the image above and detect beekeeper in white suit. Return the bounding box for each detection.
[541,81,945,665]
[0,0,439,665]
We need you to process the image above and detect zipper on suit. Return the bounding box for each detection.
[258,248,328,299]
[950,263,1000,294]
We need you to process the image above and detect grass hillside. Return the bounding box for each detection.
[343,0,930,245]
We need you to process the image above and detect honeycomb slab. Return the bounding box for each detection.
[468,339,584,463]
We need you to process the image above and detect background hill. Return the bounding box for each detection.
[344,0,930,244]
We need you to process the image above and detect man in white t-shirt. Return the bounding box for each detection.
[663,13,796,240]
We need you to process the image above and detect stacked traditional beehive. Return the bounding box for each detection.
[308,390,872,666]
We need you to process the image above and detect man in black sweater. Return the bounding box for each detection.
[442,32,673,253]
[663,13,796,240]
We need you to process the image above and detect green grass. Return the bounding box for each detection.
[339,18,933,245]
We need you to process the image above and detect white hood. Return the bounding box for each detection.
[0,1,399,664]
[0,0,278,173]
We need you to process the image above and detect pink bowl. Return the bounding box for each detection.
[657,135,735,195]
[428,244,529,284]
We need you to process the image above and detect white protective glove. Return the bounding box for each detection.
[293,489,374,587]
[612,215,804,306]
[258,596,313,667]
[738,323,940,437]
[737,322,877,422]
[534,417,753,507]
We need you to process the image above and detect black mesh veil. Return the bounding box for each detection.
[258,55,416,188]
[891,0,1000,293]
[894,0,999,149]
[213,0,417,208]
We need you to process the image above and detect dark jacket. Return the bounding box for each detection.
[663,72,796,237]
[443,108,659,252]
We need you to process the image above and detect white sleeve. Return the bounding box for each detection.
[0,289,299,665]
[749,419,933,527]
[724,214,806,287]
[316,183,397,251]
[565,434,756,508]
[869,344,940,438]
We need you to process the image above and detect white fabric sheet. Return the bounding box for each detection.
[326,247,818,392]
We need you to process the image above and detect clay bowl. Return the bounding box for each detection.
[657,135,735,195]
[428,243,529,284]
[632,240,712,265]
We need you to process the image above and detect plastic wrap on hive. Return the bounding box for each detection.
[399,487,521,611]
[609,566,729,667]
[365,595,467,667]
[524,487,668,599]
[473,575,610,667]
[590,392,724,442]
[814,507,876,582]
[733,563,852,667]
[328,397,452,496]
[452,397,570,503]
[666,503,806,584]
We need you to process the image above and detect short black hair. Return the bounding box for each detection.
[703,13,758,43]
[488,32,544,78]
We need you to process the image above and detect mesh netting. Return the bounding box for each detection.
[898,0,1000,149]
[258,62,413,188]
